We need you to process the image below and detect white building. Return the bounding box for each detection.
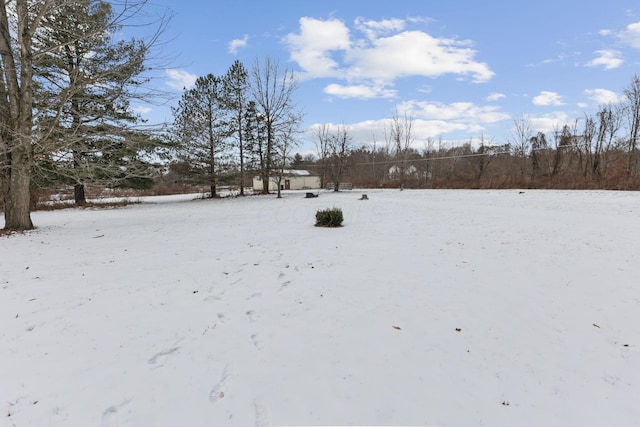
[388,164,418,178]
[252,170,321,192]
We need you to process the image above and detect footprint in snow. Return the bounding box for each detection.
[100,399,131,427]
[204,292,225,302]
[147,346,180,365]
[246,310,259,323]
[209,365,232,405]
[251,334,265,350]
[278,281,291,291]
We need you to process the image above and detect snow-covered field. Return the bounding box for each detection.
[1,189,639,427]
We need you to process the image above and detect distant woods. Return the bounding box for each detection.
[350,75,640,190]
[166,73,640,192]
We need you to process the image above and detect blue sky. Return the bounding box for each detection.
[137,0,640,152]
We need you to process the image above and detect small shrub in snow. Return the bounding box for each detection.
[315,207,343,227]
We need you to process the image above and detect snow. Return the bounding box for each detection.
[280,169,312,176]
[1,189,639,426]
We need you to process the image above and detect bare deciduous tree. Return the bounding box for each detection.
[249,57,302,194]
[594,103,623,178]
[476,134,494,180]
[623,74,640,174]
[327,124,352,192]
[0,0,52,230]
[387,110,414,189]
[313,123,331,189]
[510,115,533,178]
[272,122,299,198]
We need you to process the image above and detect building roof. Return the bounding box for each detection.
[252,169,318,179]
[283,169,311,176]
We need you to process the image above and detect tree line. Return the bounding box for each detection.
[3,2,640,232]
[294,75,640,191]
[168,74,640,193]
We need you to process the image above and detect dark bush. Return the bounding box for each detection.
[315,207,344,227]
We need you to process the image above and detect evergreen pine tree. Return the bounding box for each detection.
[172,74,230,198]
[34,0,166,205]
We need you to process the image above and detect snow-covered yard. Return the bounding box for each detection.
[1,189,639,426]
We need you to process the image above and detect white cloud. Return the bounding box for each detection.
[344,30,494,83]
[389,100,509,141]
[399,100,509,124]
[620,21,640,48]
[283,17,494,98]
[542,53,567,64]
[528,112,571,133]
[308,98,510,147]
[406,16,432,25]
[354,17,405,40]
[533,91,564,106]
[526,54,568,68]
[132,106,152,114]
[408,119,479,141]
[228,34,249,54]
[165,69,197,90]
[324,83,396,99]
[283,17,351,79]
[584,88,624,105]
[324,118,475,148]
[487,92,506,102]
[587,50,623,70]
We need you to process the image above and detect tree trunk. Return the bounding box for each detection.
[74,183,87,205]
[3,143,33,230]
[262,127,273,195]
[0,0,39,230]
[262,127,272,195]
[238,111,245,196]
[210,168,217,198]
[239,142,245,196]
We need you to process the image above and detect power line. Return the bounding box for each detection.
[343,143,577,167]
